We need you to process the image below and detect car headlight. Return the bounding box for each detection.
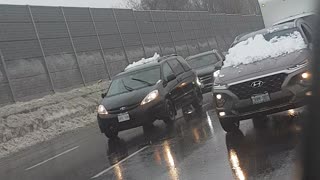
[97,105,108,115]
[213,70,220,78]
[215,94,226,107]
[141,90,159,105]
[301,72,311,79]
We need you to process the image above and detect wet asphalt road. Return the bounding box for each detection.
[0,94,304,180]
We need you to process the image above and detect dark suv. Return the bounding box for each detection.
[97,55,203,138]
[213,19,312,132]
[186,50,224,93]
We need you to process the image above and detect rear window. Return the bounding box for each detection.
[187,53,219,69]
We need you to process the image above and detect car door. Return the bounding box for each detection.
[162,62,180,105]
[167,58,191,108]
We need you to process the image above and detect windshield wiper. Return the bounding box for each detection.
[131,78,153,86]
[121,80,134,92]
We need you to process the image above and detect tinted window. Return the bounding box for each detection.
[107,67,160,97]
[162,62,175,81]
[187,53,219,69]
[168,59,184,75]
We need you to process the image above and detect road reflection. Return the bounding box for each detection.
[105,109,216,179]
[226,118,302,179]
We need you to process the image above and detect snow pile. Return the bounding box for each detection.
[125,53,160,70]
[223,31,307,67]
[0,81,109,159]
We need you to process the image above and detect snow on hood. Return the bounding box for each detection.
[125,53,160,70]
[223,31,307,68]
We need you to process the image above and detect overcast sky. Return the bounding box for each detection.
[0,0,127,8]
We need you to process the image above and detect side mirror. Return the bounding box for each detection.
[167,74,176,82]
[101,93,107,99]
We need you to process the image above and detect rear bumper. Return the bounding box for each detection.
[97,99,166,133]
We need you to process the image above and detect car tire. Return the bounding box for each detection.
[192,88,203,111]
[104,128,118,139]
[219,118,240,132]
[252,116,268,129]
[163,99,176,125]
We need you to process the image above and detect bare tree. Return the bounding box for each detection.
[124,0,261,14]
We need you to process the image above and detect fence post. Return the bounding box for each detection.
[133,11,147,58]
[188,12,201,53]
[27,5,56,93]
[61,6,86,86]
[164,11,177,54]
[149,11,163,55]
[112,9,130,64]
[0,50,16,102]
[88,7,111,79]
[199,13,211,50]
[177,12,191,56]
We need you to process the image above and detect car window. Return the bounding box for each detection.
[168,59,184,75]
[187,53,220,69]
[162,62,175,80]
[301,24,312,43]
[107,67,160,97]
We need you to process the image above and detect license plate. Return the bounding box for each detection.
[251,93,270,104]
[118,112,130,122]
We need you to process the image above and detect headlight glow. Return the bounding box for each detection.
[213,70,220,78]
[301,72,311,79]
[141,90,159,105]
[97,105,108,115]
[216,94,222,100]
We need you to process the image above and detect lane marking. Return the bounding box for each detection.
[91,146,149,179]
[25,146,79,171]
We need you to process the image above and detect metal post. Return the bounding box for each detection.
[177,12,191,56]
[164,11,177,54]
[188,12,201,53]
[133,11,147,58]
[149,11,163,55]
[27,5,56,93]
[61,6,86,86]
[88,7,111,79]
[0,50,16,102]
[199,13,212,50]
[112,9,130,64]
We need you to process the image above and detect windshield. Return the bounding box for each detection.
[187,53,219,69]
[107,67,160,97]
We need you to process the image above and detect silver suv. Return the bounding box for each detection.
[213,19,312,132]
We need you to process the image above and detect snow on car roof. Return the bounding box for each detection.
[125,53,160,71]
[223,30,307,68]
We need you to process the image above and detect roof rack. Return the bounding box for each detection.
[157,54,178,62]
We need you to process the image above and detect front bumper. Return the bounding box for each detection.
[214,68,311,121]
[97,99,166,133]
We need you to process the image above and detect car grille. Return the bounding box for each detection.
[108,103,140,114]
[236,95,293,113]
[229,73,288,100]
[199,74,213,85]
